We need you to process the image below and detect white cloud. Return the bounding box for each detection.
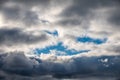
[0,0,120,58]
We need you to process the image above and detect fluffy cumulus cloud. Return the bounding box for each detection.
[0,0,120,80]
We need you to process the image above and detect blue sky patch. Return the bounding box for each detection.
[44,30,58,37]
[76,36,107,44]
[34,42,90,56]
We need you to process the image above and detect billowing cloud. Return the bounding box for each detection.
[0,52,120,80]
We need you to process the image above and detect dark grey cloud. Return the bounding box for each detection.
[1,5,21,21]
[58,0,120,27]
[0,0,51,26]
[0,28,48,46]
[0,52,120,80]
[0,0,6,4]
[23,11,39,26]
[57,19,81,26]
[107,45,120,54]
[0,0,50,9]
[1,5,40,26]
[108,8,120,27]
[2,52,34,76]
[60,0,119,17]
[12,0,50,6]
[0,0,8,8]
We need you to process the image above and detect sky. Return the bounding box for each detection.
[0,0,120,80]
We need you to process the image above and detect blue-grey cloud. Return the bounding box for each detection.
[0,52,120,80]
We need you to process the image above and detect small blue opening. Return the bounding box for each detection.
[34,42,90,56]
[76,36,107,44]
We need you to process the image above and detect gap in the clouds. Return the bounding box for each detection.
[76,36,107,44]
[33,42,90,56]
[44,30,58,37]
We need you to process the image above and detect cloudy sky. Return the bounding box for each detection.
[0,0,120,80]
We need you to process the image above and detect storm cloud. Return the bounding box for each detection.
[0,52,120,80]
